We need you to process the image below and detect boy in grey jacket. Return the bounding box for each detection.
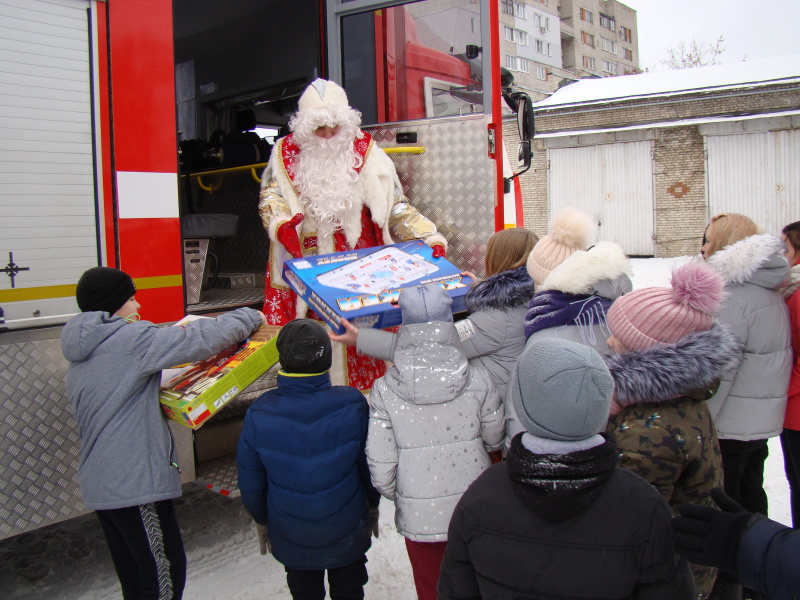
[61,267,265,600]
[366,284,504,600]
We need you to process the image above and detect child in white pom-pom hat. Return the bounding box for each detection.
[603,261,742,598]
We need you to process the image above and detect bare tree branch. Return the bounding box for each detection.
[660,35,725,69]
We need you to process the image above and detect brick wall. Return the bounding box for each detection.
[535,84,800,133]
[653,127,707,257]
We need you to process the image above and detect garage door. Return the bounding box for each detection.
[0,0,96,328]
[549,141,654,256]
[706,130,800,236]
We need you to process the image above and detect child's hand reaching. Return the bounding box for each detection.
[328,318,359,347]
[461,271,479,283]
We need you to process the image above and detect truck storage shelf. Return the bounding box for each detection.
[187,288,263,313]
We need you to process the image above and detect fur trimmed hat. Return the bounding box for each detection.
[527,207,595,287]
[511,338,614,441]
[606,261,725,351]
[276,319,333,374]
[76,267,136,315]
[400,285,453,325]
[298,79,350,112]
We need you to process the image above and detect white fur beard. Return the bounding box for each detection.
[295,137,361,240]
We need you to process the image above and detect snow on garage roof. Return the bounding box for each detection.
[534,54,800,110]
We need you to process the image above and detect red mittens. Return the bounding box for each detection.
[431,243,446,259]
[277,213,304,258]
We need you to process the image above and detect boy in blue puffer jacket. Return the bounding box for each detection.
[237,319,380,600]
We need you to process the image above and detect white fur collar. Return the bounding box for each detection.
[706,234,786,285]
[267,136,397,251]
[540,241,631,294]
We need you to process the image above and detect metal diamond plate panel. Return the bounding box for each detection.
[184,238,209,305]
[0,331,86,540]
[366,115,496,278]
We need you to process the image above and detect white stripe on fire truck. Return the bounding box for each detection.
[116,171,180,219]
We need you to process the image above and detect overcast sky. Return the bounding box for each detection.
[620,0,800,71]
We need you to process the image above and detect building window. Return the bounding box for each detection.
[536,65,547,80]
[581,31,595,47]
[514,1,525,18]
[533,13,550,31]
[505,26,528,45]
[623,47,633,61]
[599,14,616,31]
[579,8,594,23]
[501,0,514,15]
[619,26,632,43]
[602,60,618,74]
[582,55,596,70]
[533,0,548,4]
[505,55,530,73]
[600,36,618,54]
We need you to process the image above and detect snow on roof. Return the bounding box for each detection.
[534,54,800,110]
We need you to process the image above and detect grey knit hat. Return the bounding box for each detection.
[511,338,614,441]
[399,285,453,325]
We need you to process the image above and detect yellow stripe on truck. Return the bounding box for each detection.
[0,275,183,303]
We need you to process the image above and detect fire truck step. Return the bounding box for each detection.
[193,454,241,498]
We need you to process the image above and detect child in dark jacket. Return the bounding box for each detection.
[62,267,265,600]
[237,319,380,600]
[437,337,695,600]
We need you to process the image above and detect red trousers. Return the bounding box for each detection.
[404,538,448,600]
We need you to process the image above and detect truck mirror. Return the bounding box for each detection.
[517,141,532,169]
[515,93,535,141]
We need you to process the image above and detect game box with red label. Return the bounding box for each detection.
[159,319,281,428]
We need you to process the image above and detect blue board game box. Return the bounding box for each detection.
[282,241,473,334]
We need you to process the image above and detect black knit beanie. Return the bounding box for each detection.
[76,267,136,314]
[276,319,332,374]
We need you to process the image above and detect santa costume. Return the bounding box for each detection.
[258,79,446,390]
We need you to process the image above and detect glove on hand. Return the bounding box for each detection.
[671,488,752,574]
[369,507,380,539]
[430,243,446,259]
[277,213,304,259]
[256,523,272,555]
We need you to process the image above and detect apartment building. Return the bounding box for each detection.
[501,0,639,98]
[559,0,639,78]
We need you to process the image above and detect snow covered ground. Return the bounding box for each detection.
[0,257,792,599]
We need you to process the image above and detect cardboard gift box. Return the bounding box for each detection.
[159,319,281,429]
[282,241,473,334]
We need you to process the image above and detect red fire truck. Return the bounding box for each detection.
[0,0,532,539]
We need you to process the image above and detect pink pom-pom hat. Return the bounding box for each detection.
[606,261,725,351]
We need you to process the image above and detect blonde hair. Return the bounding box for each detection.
[703,213,761,257]
[485,228,539,276]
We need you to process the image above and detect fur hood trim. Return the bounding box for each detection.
[604,322,742,406]
[465,266,534,312]
[706,234,786,285]
[540,241,631,295]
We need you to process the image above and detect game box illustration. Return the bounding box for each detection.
[282,241,473,334]
[159,318,281,428]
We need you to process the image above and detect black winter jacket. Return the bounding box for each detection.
[437,434,695,600]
